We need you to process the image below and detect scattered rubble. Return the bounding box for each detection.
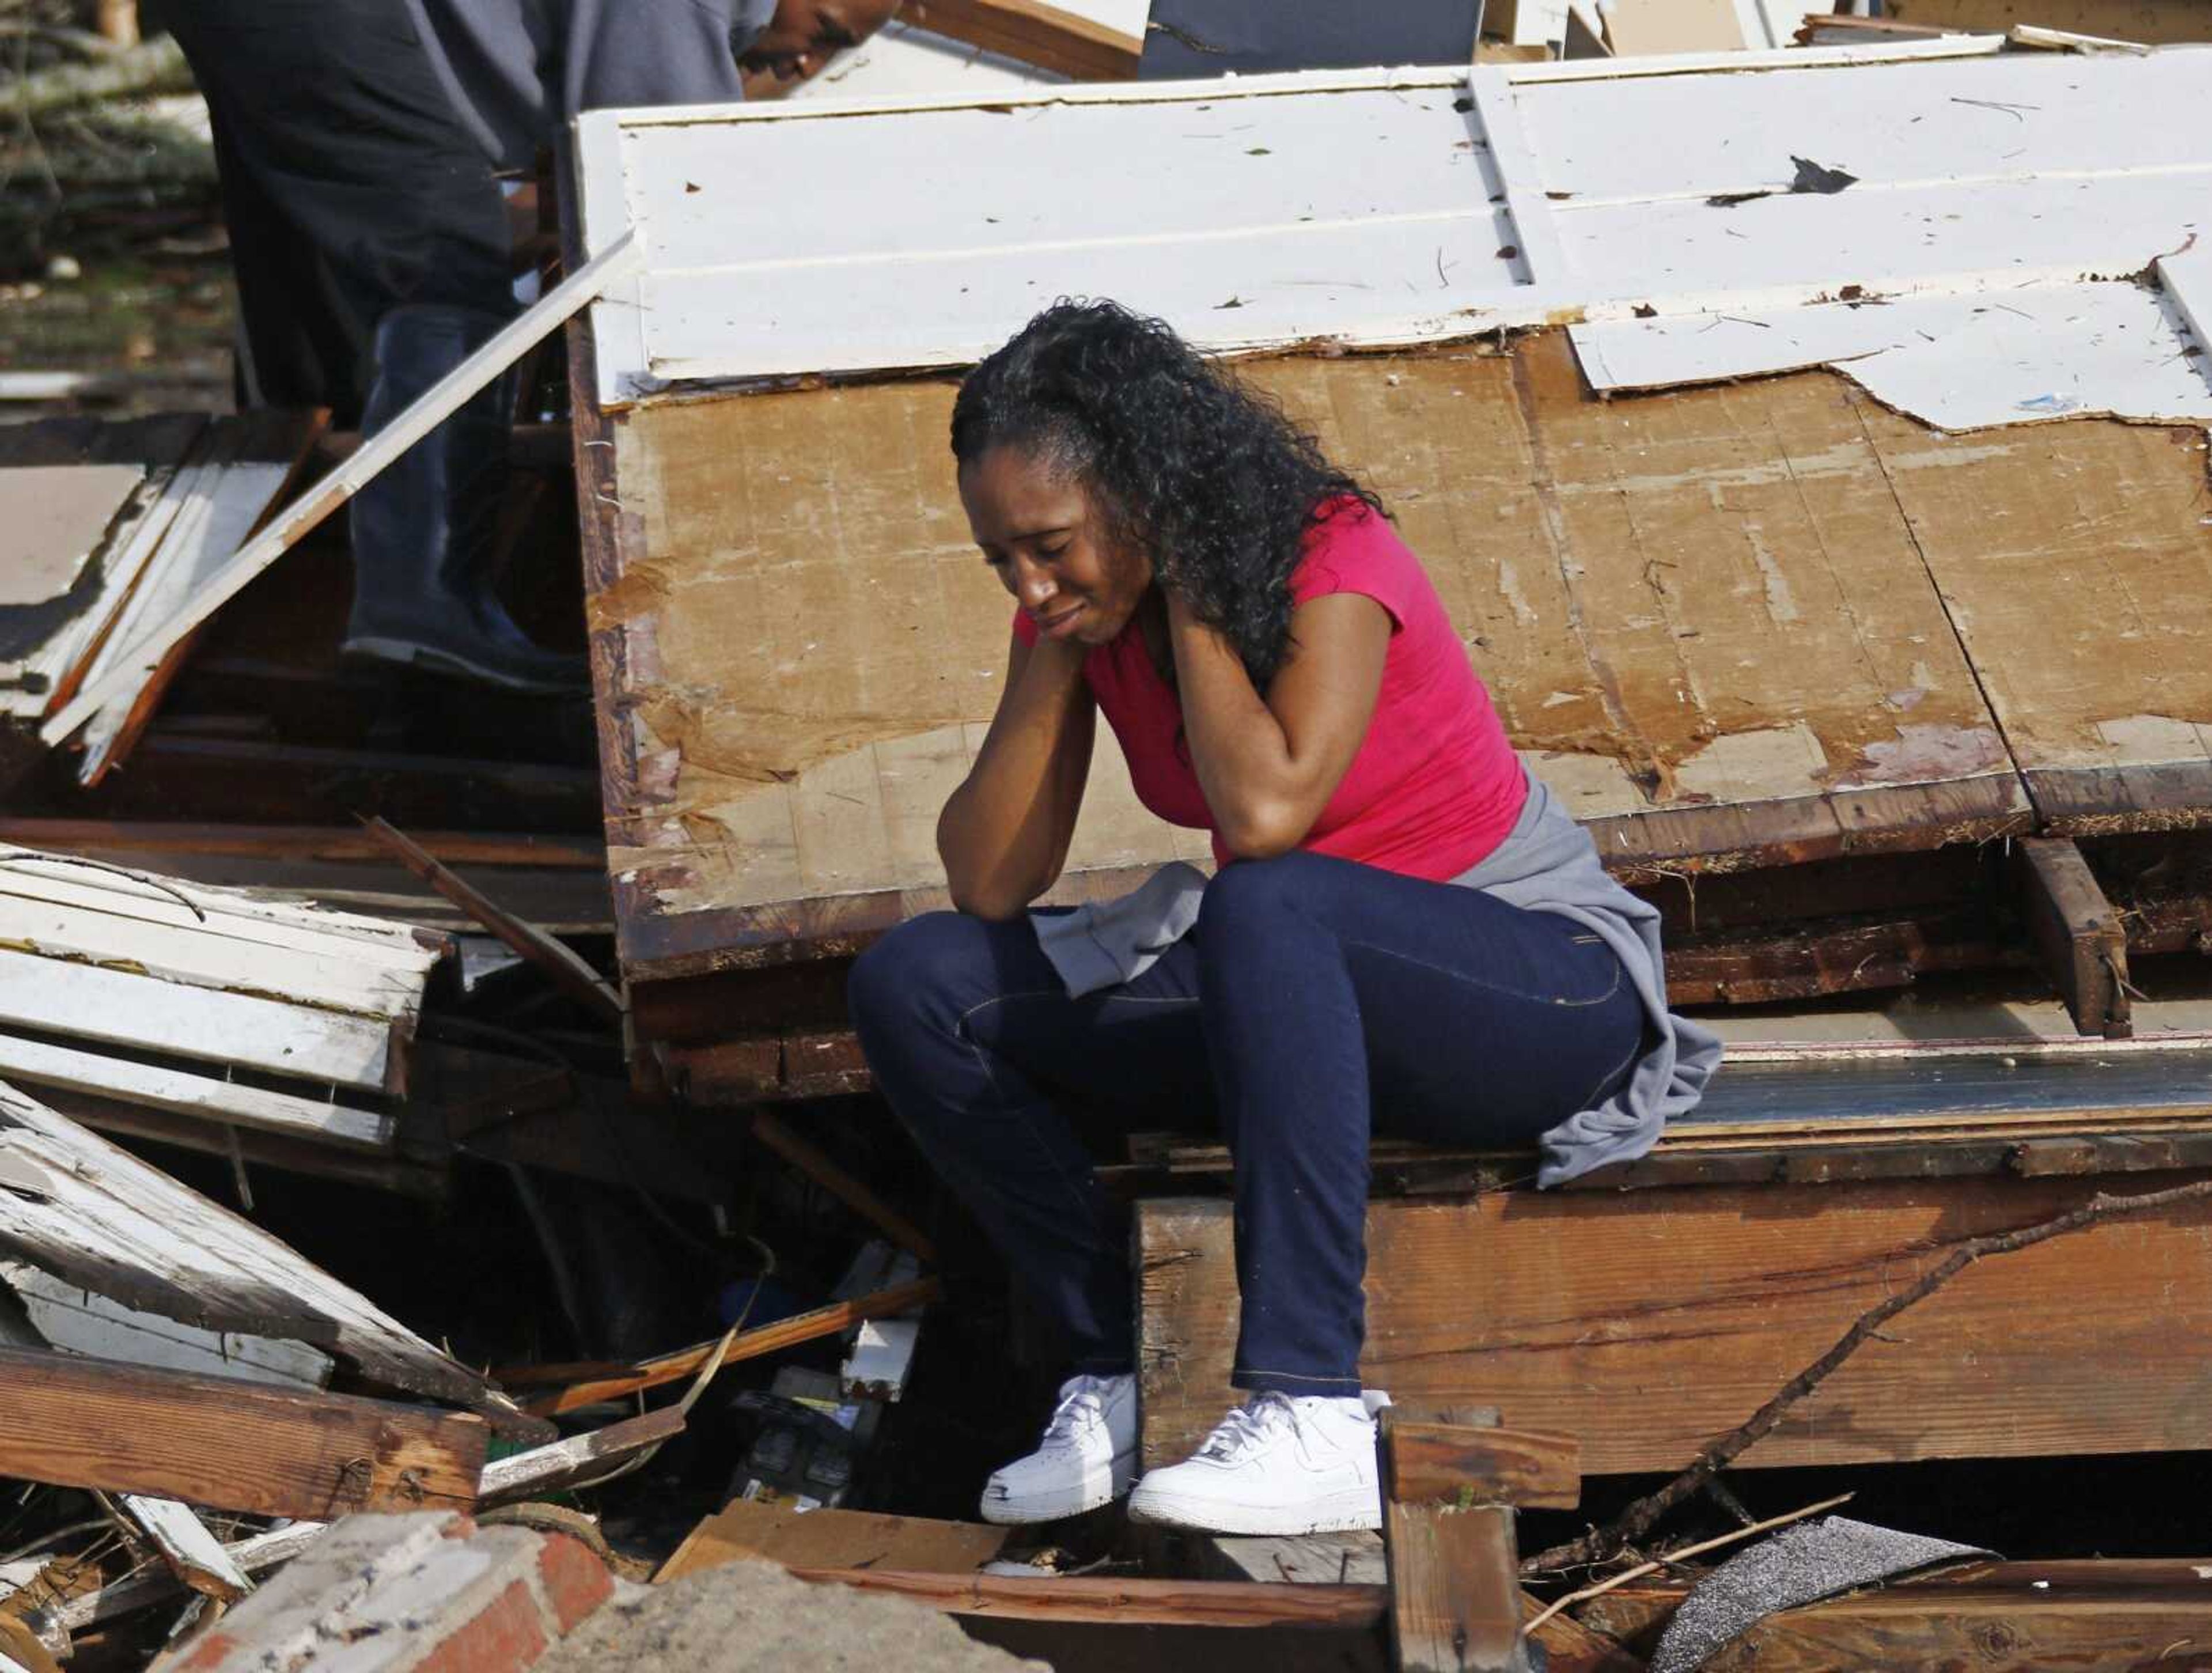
[7,8,2212,1673]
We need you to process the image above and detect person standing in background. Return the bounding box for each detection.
[159,0,897,692]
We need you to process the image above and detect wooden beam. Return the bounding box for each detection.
[1379,1415,1528,1673]
[1136,1175,2212,1477]
[512,1277,941,1415]
[1384,1424,1581,1512]
[2014,836,2131,1038]
[788,1567,1385,1629]
[0,1345,486,1519]
[900,0,1143,80]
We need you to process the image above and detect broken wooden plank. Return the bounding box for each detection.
[1136,1174,2212,1475]
[36,1083,448,1201]
[0,1079,524,1427]
[55,1519,325,1633]
[659,1500,1008,1584]
[0,1345,486,1519]
[358,816,622,1025]
[117,1497,252,1604]
[1384,1423,1581,1512]
[2,1259,334,1390]
[787,1566,1386,1628]
[1384,1500,1526,1672]
[1379,1411,1544,1673]
[72,407,327,785]
[0,949,400,1094]
[1201,1532,1389,1587]
[0,1035,393,1153]
[903,0,1143,78]
[476,1406,685,1505]
[0,415,206,733]
[40,233,642,747]
[513,1277,942,1416]
[2014,836,2132,1038]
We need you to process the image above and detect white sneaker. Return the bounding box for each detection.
[980,1372,1138,1524]
[1126,1390,1382,1535]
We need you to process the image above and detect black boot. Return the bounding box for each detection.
[342,304,588,695]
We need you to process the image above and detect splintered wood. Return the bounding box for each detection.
[599,332,2152,981]
[0,1078,524,1427]
[1134,1177,2212,1476]
[0,1345,486,1519]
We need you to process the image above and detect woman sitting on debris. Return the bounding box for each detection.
[848,301,1718,1538]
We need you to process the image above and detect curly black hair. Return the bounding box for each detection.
[950,300,1383,690]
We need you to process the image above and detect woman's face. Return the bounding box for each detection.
[959,445,1152,648]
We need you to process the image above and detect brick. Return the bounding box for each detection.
[534,1535,614,1635]
[412,1579,548,1673]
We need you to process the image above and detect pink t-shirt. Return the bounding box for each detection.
[1013,502,1526,879]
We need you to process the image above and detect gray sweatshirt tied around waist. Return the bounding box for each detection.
[1029,773,1722,1186]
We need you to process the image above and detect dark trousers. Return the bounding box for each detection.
[162,0,516,422]
[849,850,1645,1396]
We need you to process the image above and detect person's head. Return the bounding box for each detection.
[741,0,902,82]
[950,301,1380,687]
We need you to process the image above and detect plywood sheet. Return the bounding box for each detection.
[1135,1178,2212,1475]
[1866,408,2212,830]
[596,331,2039,981]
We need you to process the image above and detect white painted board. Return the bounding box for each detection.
[0,948,395,1093]
[1571,281,2212,429]
[575,41,2212,398]
[2,1260,335,1387]
[0,1035,393,1152]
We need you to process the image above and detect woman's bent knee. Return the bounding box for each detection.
[844,907,1026,1040]
[1199,850,1334,938]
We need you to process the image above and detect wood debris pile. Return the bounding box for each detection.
[7,4,2212,1671]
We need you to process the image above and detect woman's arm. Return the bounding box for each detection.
[937,630,1096,919]
[1167,589,1391,860]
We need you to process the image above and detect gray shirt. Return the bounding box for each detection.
[1029,773,1722,1186]
[406,0,775,172]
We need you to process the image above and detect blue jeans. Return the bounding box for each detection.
[847,850,1645,1396]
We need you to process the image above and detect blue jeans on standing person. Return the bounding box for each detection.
[847,849,1646,1397]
